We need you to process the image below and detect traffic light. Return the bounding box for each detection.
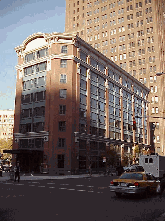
[133,119,136,130]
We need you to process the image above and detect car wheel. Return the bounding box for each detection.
[156,184,161,194]
[115,192,122,197]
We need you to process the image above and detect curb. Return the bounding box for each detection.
[0,174,116,181]
[155,213,165,221]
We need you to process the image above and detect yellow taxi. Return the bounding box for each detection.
[110,171,160,197]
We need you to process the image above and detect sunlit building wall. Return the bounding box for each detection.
[13,32,149,174]
[65,0,165,155]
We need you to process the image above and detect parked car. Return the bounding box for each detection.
[124,165,144,172]
[110,171,160,198]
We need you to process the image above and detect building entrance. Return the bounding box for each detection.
[17,150,43,173]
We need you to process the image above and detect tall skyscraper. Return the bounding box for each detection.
[65,0,165,155]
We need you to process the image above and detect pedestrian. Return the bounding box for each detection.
[14,162,20,182]
[116,165,124,176]
[159,173,165,198]
[89,164,92,177]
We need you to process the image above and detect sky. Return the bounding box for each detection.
[0,0,66,110]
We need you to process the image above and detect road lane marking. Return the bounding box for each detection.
[49,187,55,188]
[77,190,86,192]
[38,186,45,187]
[29,185,35,186]
[32,182,40,183]
[59,188,66,189]
[88,191,94,193]
[47,183,55,185]
[60,184,69,185]
[4,183,13,185]
[76,185,84,186]
[87,186,94,187]
[67,189,75,190]
[15,184,24,185]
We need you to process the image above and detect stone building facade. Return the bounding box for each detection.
[13,32,149,174]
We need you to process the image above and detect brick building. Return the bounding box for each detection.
[65,0,165,155]
[13,32,149,174]
[0,110,14,140]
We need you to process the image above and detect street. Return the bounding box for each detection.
[0,175,164,221]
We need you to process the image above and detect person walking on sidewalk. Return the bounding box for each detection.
[14,162,20,182]
[89,164,92,177]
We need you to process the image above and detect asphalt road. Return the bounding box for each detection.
[0,176,164,221]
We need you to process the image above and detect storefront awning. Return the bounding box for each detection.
[3,149,43,154]
[3,149,21,154]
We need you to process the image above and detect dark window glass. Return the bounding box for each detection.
[59,105,66,115]
[61,45,67,53]
[145,158,148,163]
[58,154,64,168]
[120,173,143,180]
[59,121,66,132]
[60,59,67,68]
[58,138,65,148]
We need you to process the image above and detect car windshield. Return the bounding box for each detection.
[119,173,143,180]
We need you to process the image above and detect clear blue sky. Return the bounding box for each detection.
[0,0,66,110]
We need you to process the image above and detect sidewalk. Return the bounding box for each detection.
[0,173,115,181]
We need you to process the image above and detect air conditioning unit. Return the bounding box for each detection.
[75,137,79,143]
[15,138,19,143]
[44,136,49,142]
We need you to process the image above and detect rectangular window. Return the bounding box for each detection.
[60,74,67,83]
[59,121,66,132]
[58,138,65,148]
[60,89,67,99]
[61,45,67,53]
[58,154,64,168]
[155,96,158,103]
[60,60,67,68]
[59,105,66,115]
[152,107,155,114]
[150,76,153,83]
